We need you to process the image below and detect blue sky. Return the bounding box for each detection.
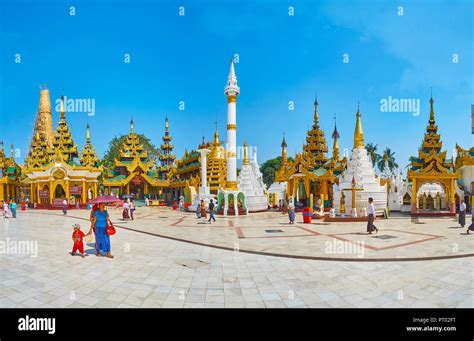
[0,0,472,170]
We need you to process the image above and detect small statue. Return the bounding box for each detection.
[340,192,346,214]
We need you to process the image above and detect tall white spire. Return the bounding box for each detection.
[224,59,240,96]
[224,58,239,190]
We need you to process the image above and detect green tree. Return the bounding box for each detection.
[101,134,160,171]
[260,156,294,188]
[365,143,381,168]
[378,147,399,173]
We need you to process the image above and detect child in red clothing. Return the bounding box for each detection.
[71,224,90,258]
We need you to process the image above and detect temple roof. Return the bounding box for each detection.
[409,96,456,175]
[303,96,329,167]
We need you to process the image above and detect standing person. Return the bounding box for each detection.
[26,197,30,209]
[288,201,295,224]
[10,200,16,218]
[200,199,207,219]
[208,199,216,223]
[467,206,474,235]
[62,197,68,215]
[367,197,379,234]
[145,197,149,207]
[458,199,466,228]
[2,200,9,218]
[91,203,114,258]
[130,200,135,221]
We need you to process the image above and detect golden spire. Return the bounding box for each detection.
[10,144,14,157]
[243,141,250,165]
[354,102,365,149]
[313,92,319,124]
[59,94,65,120]
[429,88,435,122]
[281,133,287,165]
[86,123,91,143]
[165,117,169,132]
[332,114,340,161]
[213,122,219,144]
[130,117,134,134]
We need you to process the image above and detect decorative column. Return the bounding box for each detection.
[450,178,456,213]
[411,178,417,214]
[198,148,210,195]
[82,180,86,204]
[224,59,240,190]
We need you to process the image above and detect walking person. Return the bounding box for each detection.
[458,199,466,228]
[208,199,216,223]
[91,203,114,258]
[130,200,135,221]
[10,200,16,218]
[288,201,295,224]
[62,197,68,215]
[367,197,379,234]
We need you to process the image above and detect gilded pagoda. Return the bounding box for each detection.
[407,96,460,214]
[157,118,176,179]
[102,119,168,198]
[23,91,102,207]
[275,97,347,208]
[0,143,21,202]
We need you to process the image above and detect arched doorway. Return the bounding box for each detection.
[55,184,66,199]
[416,182,446,212]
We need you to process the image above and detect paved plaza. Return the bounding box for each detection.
[0,207,472,308]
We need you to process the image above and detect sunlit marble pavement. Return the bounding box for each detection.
[0,207,472,308]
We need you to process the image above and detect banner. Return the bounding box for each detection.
[69,186,82,195]
[39,190,50,198]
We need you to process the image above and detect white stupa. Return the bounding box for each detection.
[333,105,387,216]
[237,142,268,212]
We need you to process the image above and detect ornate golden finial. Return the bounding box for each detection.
[354,103,365,149]
[10,144,14,157]
[60,94,66,119]
[313,92,319,124]
[243,141,250,165]
[281,132,287,164]
[165,117,169,131]
[130,117,134,133]
[86,123,91,143]
[429,89,435,122]
[332,114,340,161]
[213,122,219,144]
[0,141,3,152]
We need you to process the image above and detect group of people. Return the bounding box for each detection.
[70,202,114,258]
[122,199,136,220]
[2,199,17,218]
[196,199,216,223]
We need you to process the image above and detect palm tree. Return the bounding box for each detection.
[405,156,418,169]
[365,143,381,167]
[378,147,399,173]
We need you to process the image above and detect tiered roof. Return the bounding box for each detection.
[409,97,455,175]
[158,118,176,178]
[47,96,79,164]
[79,124,100,168]
[303,97,329,167]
